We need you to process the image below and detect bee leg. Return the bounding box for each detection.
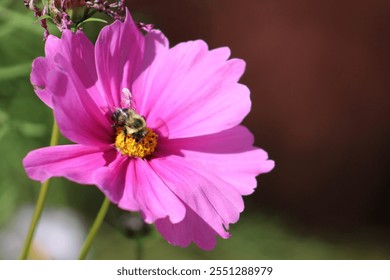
[112,124,121,133]
[132,131,143,142]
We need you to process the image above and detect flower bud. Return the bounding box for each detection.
[25,0,125,38]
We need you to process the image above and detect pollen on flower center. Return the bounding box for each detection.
[114,128,158,158]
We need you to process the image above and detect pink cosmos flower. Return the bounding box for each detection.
[23,9,275,250]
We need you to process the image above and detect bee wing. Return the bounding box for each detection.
[121,88,137,109]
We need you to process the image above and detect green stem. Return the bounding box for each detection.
[19,119,59,260]
[78,197,111,260]
[135,237,143,260]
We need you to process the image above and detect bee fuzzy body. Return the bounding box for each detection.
[112,108,147,142]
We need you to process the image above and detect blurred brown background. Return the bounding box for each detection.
[129,0,390,236]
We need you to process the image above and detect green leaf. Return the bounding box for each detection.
[0,63,32,82]
[15,122,47,138]
[76,17,108,29]
[36,14,53,22]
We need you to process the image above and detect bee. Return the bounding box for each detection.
[112,88,147,142]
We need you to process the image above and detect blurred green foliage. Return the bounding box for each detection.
[0,0,48,227]
[0,1,389,260]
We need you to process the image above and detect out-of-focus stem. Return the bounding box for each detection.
[19,119,59,260]
[78,196,111,260]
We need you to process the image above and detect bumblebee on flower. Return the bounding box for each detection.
[109,88,158,158]
[23,9,274,250]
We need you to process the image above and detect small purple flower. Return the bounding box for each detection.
[24,10,274,250]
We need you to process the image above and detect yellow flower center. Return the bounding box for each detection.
[114,128,158,158]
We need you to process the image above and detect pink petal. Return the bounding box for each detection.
[23,144,116,184]
[131,29,170,113]
[93,155,139,210]
[30,57,54,108]
[132,39,250,137]
[31,31,107,109]
[29,34,62,109]
[48,70,112,146]
[150,155,243,238]
[155,205,225,250]
[44,34,62,63]
[160,125,275,195]
[57,31,98,91]
[94,157,186,224]
[128,159,185,224]
[52,30,108,110]
[95,10,145,108]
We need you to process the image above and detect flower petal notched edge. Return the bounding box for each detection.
[23,144,116,185]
